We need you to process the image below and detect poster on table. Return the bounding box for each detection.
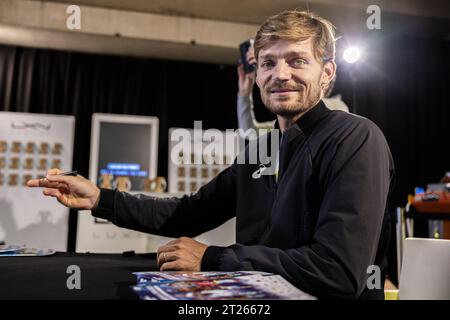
[0,112,75,251]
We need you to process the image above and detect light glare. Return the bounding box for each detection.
[343,46,361,64]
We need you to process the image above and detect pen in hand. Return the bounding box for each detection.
[59,170,78,176]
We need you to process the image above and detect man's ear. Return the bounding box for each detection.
[321,60,336,87]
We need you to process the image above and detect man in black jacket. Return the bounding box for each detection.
[28,10,394,299]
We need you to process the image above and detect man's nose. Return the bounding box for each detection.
[272,61,291,81]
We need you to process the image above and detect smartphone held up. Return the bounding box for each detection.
[239,39,255,74]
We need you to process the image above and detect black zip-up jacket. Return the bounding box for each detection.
[93,101,395,299]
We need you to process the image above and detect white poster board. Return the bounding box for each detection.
[165,127,240,249]
[168,127,240,193]
[76,113,159,253]
[0,112,75,250]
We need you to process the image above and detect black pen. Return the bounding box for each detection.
[60,170,78,176]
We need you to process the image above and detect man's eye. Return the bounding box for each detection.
[261,61,274,68]
[293,59,308,67]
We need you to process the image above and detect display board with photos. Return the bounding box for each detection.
[0,112,75,251]
[168,127,241,194]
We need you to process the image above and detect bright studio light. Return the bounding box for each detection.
[343,46,361,64]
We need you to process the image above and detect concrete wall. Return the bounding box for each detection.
[0,0,259,64]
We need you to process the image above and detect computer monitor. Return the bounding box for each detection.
[89,113,159,191]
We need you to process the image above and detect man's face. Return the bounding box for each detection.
[256,38,334,118]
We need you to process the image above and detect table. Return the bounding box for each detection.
[407,191,450,238]
[0,252,157,299]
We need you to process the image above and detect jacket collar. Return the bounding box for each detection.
[295,99,331,134]
[274,99,331,137]
[273,100,331,183]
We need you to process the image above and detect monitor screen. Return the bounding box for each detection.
[90,114,159,193]
[98,122,152,191]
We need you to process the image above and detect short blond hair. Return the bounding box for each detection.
[254,10,336,65]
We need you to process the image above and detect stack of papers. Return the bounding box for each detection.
[0,244,56,257]
[131,271,316,300]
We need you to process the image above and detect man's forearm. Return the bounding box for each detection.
[91,166,237,238]
[91,189,197,237]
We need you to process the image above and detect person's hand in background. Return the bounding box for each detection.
[27,168,100,210]
[246,45,257,66]
[237,46,256,97]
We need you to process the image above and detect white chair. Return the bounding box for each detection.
[398,238,450,299]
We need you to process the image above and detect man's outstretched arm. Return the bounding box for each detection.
[92,165,237,238]
[27,165,237,272]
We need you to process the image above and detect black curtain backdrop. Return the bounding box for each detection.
[0,45,241,252]
[0,45,241,180]
[1,22,450,283]
[2,36,448,207]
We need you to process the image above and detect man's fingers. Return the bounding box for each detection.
[43,188,68,205]
[157,242,181,266]
[158,238,180,251]
[27,177,55,188]
[156,237,193,267]
[246,48,255,60]
[246,46,256,67]
[47,168,62,175]
[157,252,174,267]
[157,244,179,255]
[237,64,245,77]
[46,174,76,185]
[158,238,190,254]
[27,168,65,187]
[27,178,67,189]
[43,188,62,197]
[160,261,180,271]
[166,238,181,245]
[43,188,69,206]
[157,251,179,268]
[26,178,41,187]
[157,246,177,266]
[55,195,69,207]
[246,72,256,81]
[48,181,67,189]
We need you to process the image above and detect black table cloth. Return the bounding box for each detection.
[0,252,157,299]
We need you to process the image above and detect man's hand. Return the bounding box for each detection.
[27,168,100,210]
[237,46,256,97]
[157,237,208,271]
